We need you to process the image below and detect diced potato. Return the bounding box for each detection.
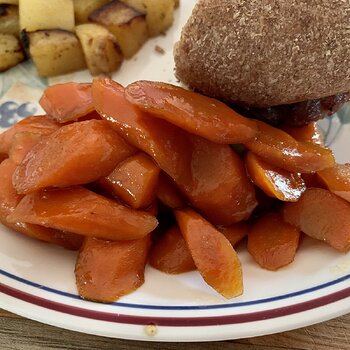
[90,0,148,59]
[29,30,86,77]
[120,0,174,36]
[0,0,18,4]
[73,0,111,23]
[0,33,24,72]
[0,5,19,36]
[76,23,123,75]
[19,0,75,32]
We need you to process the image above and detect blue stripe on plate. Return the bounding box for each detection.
[0,268,349,310]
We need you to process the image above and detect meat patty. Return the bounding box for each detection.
[233,93,350,126]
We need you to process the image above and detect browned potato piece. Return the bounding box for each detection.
[120,0,174,36]
[90,0,148,58]
[76,23,123,75]
[29,30,86,77]
[0,33,24,72]
[19,0,75,32]
[73,0,111,23]
[0,5,19,36]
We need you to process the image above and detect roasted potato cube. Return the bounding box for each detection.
[73,0,111,23]
[29,30,86,77]
[19,0,75,32]
[0,5,19,36]
[76,23,123,75]
[0,0,18,4]
[120,0,174,36]
[90,0,148,59]
[0,33,24,71]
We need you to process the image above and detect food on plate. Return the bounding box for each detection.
[99,153,160,209]
[75,23,123,75]
[0,80,349,303]
[245,151,306,202]
[247,213,300,271]
[3,0,178,75]
[125,80,258,144]
[174,0,350,126]
[120,0,175,37]
[0,115,60,155]
[93,78,258,225]
[282,122,324,145]
[7,186,158,240]
[19,0,75,32]
[75,235,150,303]
[0,158,83,250]
[175,209,243,298]
[0,4,19,36]
[283,188,350,252]
[28,30,86,76]
[317,164,350,203]
[0,33,24,71]
[89,0,148,59]
[245,121,334,173]
[149,225,196,274]
[39,83,94,123]
[13,120,133,194]
[73,0,111,23]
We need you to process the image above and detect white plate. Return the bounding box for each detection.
[0,0,349,342]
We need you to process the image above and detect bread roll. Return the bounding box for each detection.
[174,0,350,107]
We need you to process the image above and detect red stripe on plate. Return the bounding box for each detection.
[0,282,349,326]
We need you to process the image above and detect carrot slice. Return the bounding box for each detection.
[7,186,158,241]
[39,83,94,123]
[93,78,257,225]
[282,122,323,145]
[245,121,334,173]
[156,172,185,209]
[9,132,43,164]
[149,225,196,274]
[247,213,300,271]
[283,188,350,252]
[75,235,151,303]
[0,116,60,155]
[13,120,135,194]
[0,159,82,250]
[317,163,350,202]
[245,151,306,202]
[125,81,258,144]
[99,153,160,209]
[218,222,249,247]
[175,208,243,298]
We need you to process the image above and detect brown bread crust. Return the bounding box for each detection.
[174,0,350,108]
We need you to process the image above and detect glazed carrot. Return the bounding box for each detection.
[9,132,43,164]
[149,225,196,274]
[0,159,82,250]
[13,120,135,194]
[245,151,306,201]
[317,164,350,202]
[93,78,257,225]
[7,186,158,241]
[40,83,94,123]
[0,116,60,155]
[156,172,185,209]
[75,235,151,303]
[99,153,160,209]
[247,213,300,271]
[245,121,334,173]
[282,122,323,145]
[125,81,258,144]
[283,188,350,252]
[301,173,324,188]
[218,222,249,247]
[145,201,158,216]
[175,208,243,298]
